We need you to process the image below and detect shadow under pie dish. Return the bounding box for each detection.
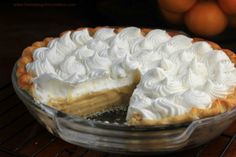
[16,26,236,126]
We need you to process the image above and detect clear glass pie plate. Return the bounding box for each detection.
[12,63,236,155]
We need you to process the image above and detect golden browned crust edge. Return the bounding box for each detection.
[16,27,236,125]
[128,90,236,125]
[16,37,54,90]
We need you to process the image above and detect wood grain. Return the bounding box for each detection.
[224,138,236,157]
[224,120,236,137]
[200,136,230,157]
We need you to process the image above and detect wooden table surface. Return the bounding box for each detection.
[1,3,236,157]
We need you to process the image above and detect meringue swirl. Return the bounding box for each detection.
[26,27,236,121]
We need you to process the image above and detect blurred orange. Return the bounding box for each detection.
[218,0,236,15]
[185,0,228,37]
[159,0,197,13]
[160,8,184,25]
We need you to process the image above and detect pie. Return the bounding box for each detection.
[16,27,236,125]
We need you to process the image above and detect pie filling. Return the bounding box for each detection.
[19,27,236,125]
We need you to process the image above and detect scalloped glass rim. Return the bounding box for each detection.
[12,62,236,131]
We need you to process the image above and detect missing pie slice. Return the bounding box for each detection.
[16,27,236,125]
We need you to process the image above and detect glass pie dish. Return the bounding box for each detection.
[12,61,236,155]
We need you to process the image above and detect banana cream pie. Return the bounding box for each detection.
[17,27,236,125]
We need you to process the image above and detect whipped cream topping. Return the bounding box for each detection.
[26,27,236,121]
[127,39,236,120]
[27,27,170,103]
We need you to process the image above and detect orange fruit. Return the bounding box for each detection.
[218,0,236,15]
[228,15,236,28]
[160,8,184,25]
[159,0,197,13]
[185,0,228,37]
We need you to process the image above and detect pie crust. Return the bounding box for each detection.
[16,27,236,125]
